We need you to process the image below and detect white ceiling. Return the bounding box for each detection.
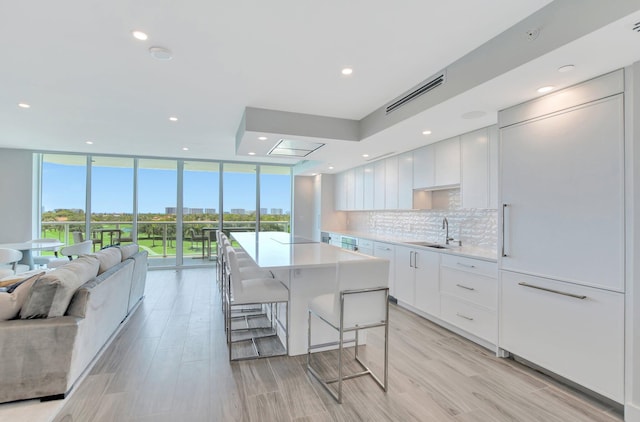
[1,1,639,174]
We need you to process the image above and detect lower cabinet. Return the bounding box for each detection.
[373,242,396,298]
[499,271,624,403]
[439,255,497,343]
[394,245,439,315]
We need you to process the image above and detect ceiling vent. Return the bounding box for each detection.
[364,151,395,162]
[386,72,446,114]
[634,21,640,32]
[268,139,324,157]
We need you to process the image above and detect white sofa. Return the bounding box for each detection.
[0,244,148,403]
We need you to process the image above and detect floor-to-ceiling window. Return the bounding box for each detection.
[138,159,177,267]
[183,161,220,265]
[90,156,134,249]
[41,154,87,247]
[222,163,257,235]
[259,165,291,232]
[39,153,292,269]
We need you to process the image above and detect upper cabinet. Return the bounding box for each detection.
[384,156,399,209]
[363,164,375,209]
[412,145,435,188]
[373,160,386,209]
[461,126,498,209]
[334,171,347,211]
[433,137,460,187]
[398,152,413,209]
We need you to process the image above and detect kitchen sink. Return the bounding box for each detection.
[405,241,448,249]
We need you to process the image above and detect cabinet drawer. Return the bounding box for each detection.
[440,294,496,343]
[358,238,374,249]
[500,271,624,402]
[441,254,496,278]
[440,267,496,309]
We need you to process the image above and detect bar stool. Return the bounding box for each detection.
[307,259,390,403]
[225,246,288,361]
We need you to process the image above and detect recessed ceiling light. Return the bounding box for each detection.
[422,130,432,135]
[362,154,369,158]
[558,65,575,73]
[169,116,178,122]
[132,30,148,41]
[85,141,94,145]
[248,152,256,156]
[341,67,353,76]
[311,173,317,176]
[258,136,268,141]
[328,166,334,170]
[537,86,554,93]
[17,103,30,109]
[182,147,189,151]
[149,46,173,60]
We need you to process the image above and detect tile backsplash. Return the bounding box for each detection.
[346,189,498,249]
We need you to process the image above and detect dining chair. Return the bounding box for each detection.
[30,238,61,268]
[225,246,288,361]
[72,231,102,252]
[0,248,28,278]
[47,241,93,269]
[307,259,390,403]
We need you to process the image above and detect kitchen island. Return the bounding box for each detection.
[232,231,389,356]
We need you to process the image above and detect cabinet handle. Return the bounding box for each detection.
[456,313,474,321]
[409,251,414,268]
[414,252,419,269]
[518,282,587,300]
[456,262,476,269]
[456,284,475,291]
[502,203,509,257]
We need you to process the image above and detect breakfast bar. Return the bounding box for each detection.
[232,231,389,356]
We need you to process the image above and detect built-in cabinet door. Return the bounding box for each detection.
[398,152,413,209]
[488,125,499,209]
[501,95,624,291]
[374,242,396,297]
[384,156,398,209]
[363,164,374,210]
[373,160,386,210]
[345,169,355,210]
[434,137,460,186]
[461,128,489,209]
[413,249,440,316]
[394,245,415,306]
[413,145,435,189]
[334,172,347,211]
[500,270,624,402]
[353,167,364,210]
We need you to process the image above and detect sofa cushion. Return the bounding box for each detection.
[118,244,139,261]
[0,272,44,320]
[92,248,122,275]
[20,255,100,319]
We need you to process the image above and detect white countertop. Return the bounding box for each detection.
[232,232,377,269]
[326,230,497,262]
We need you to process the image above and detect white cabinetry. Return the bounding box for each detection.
[334,172,347,211]
[384,156,398,209]
[374,242,396,297]
[345,169,355,210]
[356,238,373,256]
[363,164,374,210]
[500,271,624,401]
[498,70,625,403]
[439,255,497,343]
[461,126,498,209]
[395,245,439,315]
[353,167,364,210]
[434,137,460,186]
[373,160,386,210]
[398,152,413,209]
[412,145,435,189]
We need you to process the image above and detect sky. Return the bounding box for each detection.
[42,162,291,214]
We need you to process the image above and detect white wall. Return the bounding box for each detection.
[626,61,640,422]
[293,175,314,239]
[0,149,33,243]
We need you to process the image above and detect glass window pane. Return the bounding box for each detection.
[259,165,291,233]
[90,156,134,249]
[223,163,256,236]
[41,154,87,248]
[138,159,177,267]
[183,161,220,265]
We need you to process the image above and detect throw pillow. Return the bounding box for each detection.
[91,247,122,274]
[21,255,100,319]
[118,244,139,261]
[0,272,44,320]
[0,268,51,287]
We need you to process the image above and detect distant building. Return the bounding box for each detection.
[165,207,177,214]
[189,208,204,215]
[260,208,268,215]
[230,208,245,215]
[270,208,283,215]
[205,208,216,214]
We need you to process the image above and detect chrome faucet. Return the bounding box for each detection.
[442,217,453,245]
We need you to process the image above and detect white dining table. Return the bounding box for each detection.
[0,241,65,270]
[232,231,388,355]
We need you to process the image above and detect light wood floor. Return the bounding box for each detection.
[52,268,623,422]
